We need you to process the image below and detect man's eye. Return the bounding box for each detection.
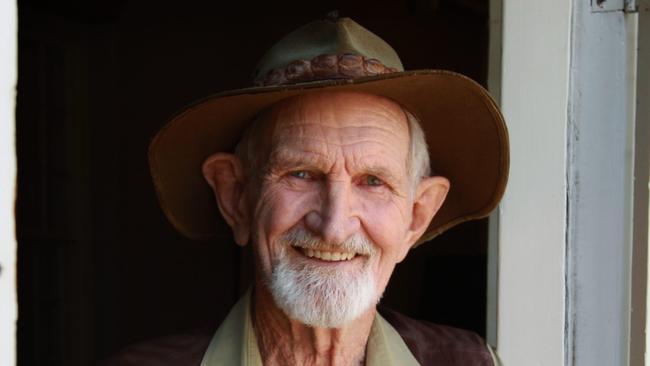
[290,171,310,179]
[365,175,384,187]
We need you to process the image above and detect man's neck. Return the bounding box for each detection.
[251,284,375,366]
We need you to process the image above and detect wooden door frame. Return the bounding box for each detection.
[0,1,17,365]
[493,0,646,364]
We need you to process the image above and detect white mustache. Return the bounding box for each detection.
[279,227,376,257]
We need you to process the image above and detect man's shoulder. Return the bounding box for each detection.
[100,307,496,366]
[378,306,495,366]
[98,332,213,366]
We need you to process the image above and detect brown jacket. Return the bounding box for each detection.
[102,307,494,366]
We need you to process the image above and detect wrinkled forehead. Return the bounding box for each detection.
[259,91,411,146]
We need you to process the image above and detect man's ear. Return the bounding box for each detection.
[403,176,450,252]
[202,153,250,246]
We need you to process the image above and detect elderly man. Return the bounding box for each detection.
[110,15,508,366]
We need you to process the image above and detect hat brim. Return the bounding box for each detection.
[149,70,509,246]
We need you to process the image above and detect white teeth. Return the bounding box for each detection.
[299,248,356,261]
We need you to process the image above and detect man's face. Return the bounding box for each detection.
[248,91,417,326]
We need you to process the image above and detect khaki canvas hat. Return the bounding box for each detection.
[149,16,509,246]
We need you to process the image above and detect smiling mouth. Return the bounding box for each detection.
[292,246,358,262]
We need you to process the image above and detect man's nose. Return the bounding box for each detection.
[305,180,360,245]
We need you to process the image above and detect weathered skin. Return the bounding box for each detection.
[202,91,449,366]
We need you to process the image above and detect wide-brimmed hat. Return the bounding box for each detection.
[149,16,509,246]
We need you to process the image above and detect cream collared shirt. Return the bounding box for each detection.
[199,290,419,366]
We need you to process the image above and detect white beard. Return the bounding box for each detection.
[267,228,379,328]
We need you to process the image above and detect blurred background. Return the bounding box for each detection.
[15,0,491,364]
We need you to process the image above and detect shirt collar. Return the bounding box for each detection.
[200,289,419,366]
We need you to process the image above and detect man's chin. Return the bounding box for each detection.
[267,259,379,328]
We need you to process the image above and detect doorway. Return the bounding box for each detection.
[16,0,492,364]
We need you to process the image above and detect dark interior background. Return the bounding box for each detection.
[16,0,490,365]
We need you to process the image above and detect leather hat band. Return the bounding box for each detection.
[255,53,398,86]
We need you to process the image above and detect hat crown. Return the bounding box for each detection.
[253,17,404,84]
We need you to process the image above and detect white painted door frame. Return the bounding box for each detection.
[494,0,646,365]
[0,1,17,365]
[496,1,570,364]
[633,2,650,365]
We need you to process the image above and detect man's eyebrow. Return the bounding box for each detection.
[266,149,327,170]
[356,164,402,182]
[266,149,405,183]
